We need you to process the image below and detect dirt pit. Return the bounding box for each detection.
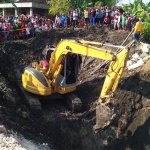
[0,26,150,150]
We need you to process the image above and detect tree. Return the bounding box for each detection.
[92,0,121,7]
[47,0,71,15]
[122,0,150,16]
[94,1,103,8]
[70,0,92,11]
[47,0,122,16]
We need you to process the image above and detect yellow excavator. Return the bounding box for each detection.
[19,38,131,131]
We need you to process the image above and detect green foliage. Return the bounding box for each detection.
[70,0,92,11]
[122,0,150,42]
[141,17,150,42]
[122,0,150,17]
[94,1,103,8]
[47,0,120,15]
[100,0,120,6]
[12,3,17,8]
[47,0,71,15]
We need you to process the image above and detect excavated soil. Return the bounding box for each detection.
[0,26,150,150]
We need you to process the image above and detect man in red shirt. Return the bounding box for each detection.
[21,21,26,40]
[103,14,110,25]
[127,14,132,31]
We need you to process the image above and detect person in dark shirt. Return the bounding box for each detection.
[90,8,96,25]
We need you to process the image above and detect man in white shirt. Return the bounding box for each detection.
[117,13,121,30]
[41,23,46,32]
[73,10,78,28]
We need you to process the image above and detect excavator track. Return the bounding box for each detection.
[19,83,42,114]
[14,68,42,114]
[63,93,82,112]
[14,68,82,113]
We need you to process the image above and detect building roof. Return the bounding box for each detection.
[0,2,49,9]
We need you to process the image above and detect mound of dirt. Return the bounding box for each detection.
[0,26,150,150]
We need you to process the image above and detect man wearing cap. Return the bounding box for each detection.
[133,18,142,43]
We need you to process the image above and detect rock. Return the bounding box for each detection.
[135,103,142,109]
[6,88,12,93]
[134,44,142,51]
[141,43,150,53]
[140,52,149,58]
[0,82,5,86]
[3,87,7,92]
[125,147,132,150]
[4,93,16,104]
[22,111,29,118]
[142,55,150,61]
[0,125,6,134]
[142,98,150,107]
[145,145,150,150]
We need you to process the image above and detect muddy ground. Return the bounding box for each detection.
[0,26,150,150]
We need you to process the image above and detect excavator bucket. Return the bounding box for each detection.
[93,103,117,132]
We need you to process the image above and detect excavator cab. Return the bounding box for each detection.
[58,53,79,86]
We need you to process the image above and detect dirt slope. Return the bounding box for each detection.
[0,26,150,150]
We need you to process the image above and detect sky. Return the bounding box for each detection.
[117,0,149,5]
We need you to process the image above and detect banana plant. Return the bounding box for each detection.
[122,0,150,17]
[141,17,150,42]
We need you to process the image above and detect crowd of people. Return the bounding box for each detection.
[0,14,53,40]
[54,6,136,31]
[0,6,143,41]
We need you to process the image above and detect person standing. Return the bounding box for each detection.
[110,8,115,23]
[90,8,96,25]
[21,21,26,40]
[55,15,61,28]
[26,24,30,39]
[61,14,66,27]
[84,8,89,25]
[95,9,100,25]
[133,18,142,43]
[113,13,119,30]
[121,13,127,30]
[117,13,121,30]
[73,10,78,28]
[127,14,132,31]
[69,11,73,27]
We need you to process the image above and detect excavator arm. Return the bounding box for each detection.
[48,39,129,102]
[21,38,130,131]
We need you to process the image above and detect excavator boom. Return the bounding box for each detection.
[49,39,129,102]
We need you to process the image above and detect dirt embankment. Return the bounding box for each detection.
[0,26,150,150]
